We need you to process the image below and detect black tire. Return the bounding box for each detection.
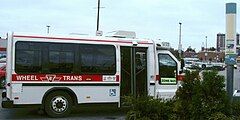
[0,77,5,89]
[44,91,72,118]
[202,64,206,70]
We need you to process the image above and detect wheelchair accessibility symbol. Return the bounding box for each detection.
[109,89,116,96]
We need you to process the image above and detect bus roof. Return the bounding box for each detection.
[11,32,154,45]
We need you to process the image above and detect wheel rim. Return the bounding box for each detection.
[51,96,68,113]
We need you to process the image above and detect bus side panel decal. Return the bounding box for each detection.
[12,74,119,82]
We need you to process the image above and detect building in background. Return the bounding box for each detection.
[216,33,240,62]
[0,38,7,57]
[216,33,226,52]
[197,51,225,62]
[216,33,240,52]
[183,46,197,58]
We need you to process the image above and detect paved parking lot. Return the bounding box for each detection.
[0,89,126,120]
[218,65,240,90]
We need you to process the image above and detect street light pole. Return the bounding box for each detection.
[205,36,208,61]
[205,36,208,51]
[95,0,104,36]
[178,22,182,58]
[96,0,100,32]
[46,25,50,34]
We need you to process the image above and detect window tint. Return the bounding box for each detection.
[48,44,74,73]
[158,54,177,84]
[15,42,42,73]
[136,52,146,71]
[79,44,116,74]
[185,61,192,64]
[15,41,116,74]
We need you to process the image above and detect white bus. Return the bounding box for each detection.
[2,32,183,117]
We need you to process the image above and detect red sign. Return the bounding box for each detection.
[12,74,107,82]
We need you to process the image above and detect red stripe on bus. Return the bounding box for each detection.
[12,74,106,82]
[156,75,160,81]
[177,74,185,81]
[0,47,6,51]
[13,35,152,44]
[116,75,119,82]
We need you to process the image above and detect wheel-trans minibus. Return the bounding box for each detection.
[2,32,183,117]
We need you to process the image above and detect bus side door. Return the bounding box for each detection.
[156,52,178,99]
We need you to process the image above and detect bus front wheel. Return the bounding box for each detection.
[44,91,73,118]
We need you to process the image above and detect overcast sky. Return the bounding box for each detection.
[0,0,240,51]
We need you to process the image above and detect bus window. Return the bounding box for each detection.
[15,42,42,73]
[79,44,116,74]
[48,43,75,73]
[158,54,177,85]
[15,41,116,75]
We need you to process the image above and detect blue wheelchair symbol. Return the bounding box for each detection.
[109,89,116,96]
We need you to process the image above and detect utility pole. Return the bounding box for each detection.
[205,36,208,61]
[96,0,100,31]
[205,36,207,51]
[178,22,182,58]
[46,25,50,34]
[96,0,103,36]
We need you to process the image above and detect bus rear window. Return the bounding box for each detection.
[15,42,42,73]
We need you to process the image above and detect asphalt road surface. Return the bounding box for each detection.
[0,90,126,120]
[218,64,240,91]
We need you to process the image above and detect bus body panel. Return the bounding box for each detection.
[6,32,13,100]
[146,45,156,97]
[2,32,181,108]
[12,85,119,105]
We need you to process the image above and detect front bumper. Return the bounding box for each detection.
[1,90,13,108]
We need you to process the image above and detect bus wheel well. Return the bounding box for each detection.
[42,87,78,107]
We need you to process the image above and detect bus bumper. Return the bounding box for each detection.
[2,90,13,108]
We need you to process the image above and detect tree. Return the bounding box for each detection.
[209,58,212,62]
[209,47,216,51]
[170,48,181,60]
[186,46,196,53]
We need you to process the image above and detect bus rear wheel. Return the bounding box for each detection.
[202,64,206,70]
[44,91,72,118]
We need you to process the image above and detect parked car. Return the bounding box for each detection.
[0,57,6,68]
[183,58,201,69]
[234,64,237,69]
[0,65,6,88]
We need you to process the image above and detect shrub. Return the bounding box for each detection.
[201,71,230,117]
[174,70,230,119]
[124,70,237,119]
[208,112,231,120]
[124,96,174,120]
[232,100,240,118]
[174,70,201,119]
